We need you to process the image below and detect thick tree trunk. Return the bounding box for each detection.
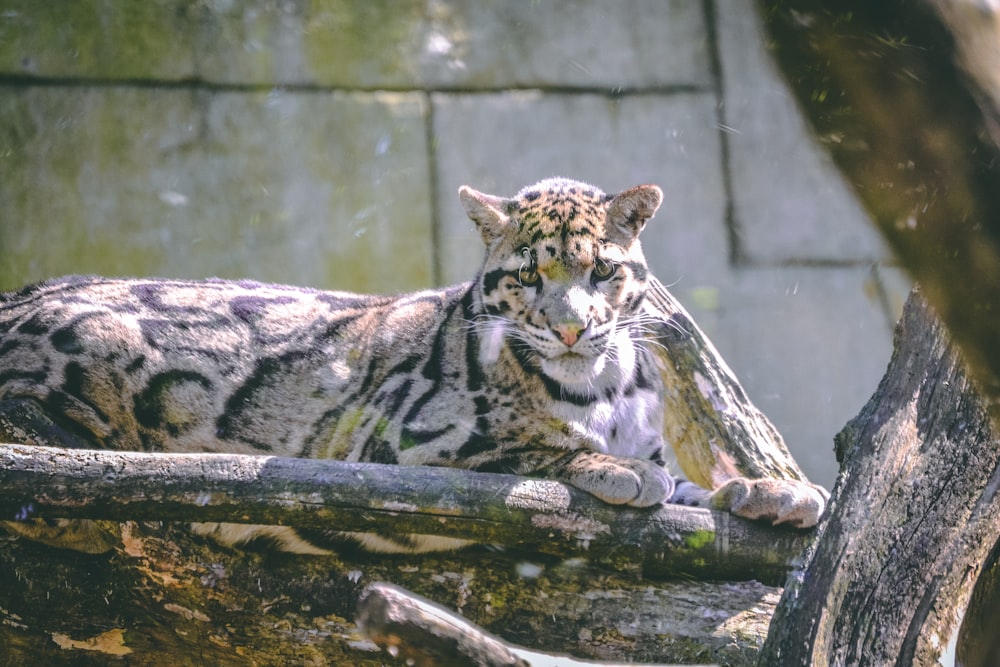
[758,290,1000,664]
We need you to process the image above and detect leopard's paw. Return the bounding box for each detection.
[561,453,675,508]
[708,477,830,528]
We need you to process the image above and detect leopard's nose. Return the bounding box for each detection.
[553,322,585,347]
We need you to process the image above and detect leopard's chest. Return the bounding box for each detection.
[546,378,663,459]
[469,334,666,461]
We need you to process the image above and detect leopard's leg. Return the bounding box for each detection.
[547,450,676,507]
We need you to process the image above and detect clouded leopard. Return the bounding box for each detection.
[0,177,825,554]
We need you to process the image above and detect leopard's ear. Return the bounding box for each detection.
[459,186,513,244]
[606,184,663,245]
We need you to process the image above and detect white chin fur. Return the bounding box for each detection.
[541,352,606,386]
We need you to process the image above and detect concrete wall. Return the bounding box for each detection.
[0,0,910,487]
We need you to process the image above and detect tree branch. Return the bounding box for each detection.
[645,279,807,487]
[356,582,701,667]
[0,443,810,584]
[756,286,1000,664]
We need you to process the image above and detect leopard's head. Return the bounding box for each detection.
[461,177,662,391]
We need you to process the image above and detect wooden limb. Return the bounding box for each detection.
[357,582,530,667]
[757,290,1000,664]
[644,278,808,487]
[356,582,703,667]
[0,446,789,665]
[0,443,810,584]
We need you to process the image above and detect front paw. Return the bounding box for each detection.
[559,452,675,507]
[709,477,829,528]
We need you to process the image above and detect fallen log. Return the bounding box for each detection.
[0,444,810,584]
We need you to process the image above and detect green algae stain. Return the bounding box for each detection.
[684,529,715,550]
[302,0,425,87]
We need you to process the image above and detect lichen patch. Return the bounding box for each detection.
[51,628,133,655]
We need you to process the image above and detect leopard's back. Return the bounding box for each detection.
[0,275,475,460]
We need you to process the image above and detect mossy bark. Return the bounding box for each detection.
[645,278,807,487]
[0,509,781,666]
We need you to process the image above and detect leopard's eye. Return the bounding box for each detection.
[518,264,541,287]
[592,258,617,281]
[517,247,540,287]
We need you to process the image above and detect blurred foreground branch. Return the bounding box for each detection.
[759,0,1000,422]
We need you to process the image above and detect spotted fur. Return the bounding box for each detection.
[0,178,821,554]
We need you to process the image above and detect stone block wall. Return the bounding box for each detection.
[0,0,910,486]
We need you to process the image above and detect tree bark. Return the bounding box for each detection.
[0,445,809,584]
[644,279,807,488]
[0,453,788,666]
[756,291,1000,665]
